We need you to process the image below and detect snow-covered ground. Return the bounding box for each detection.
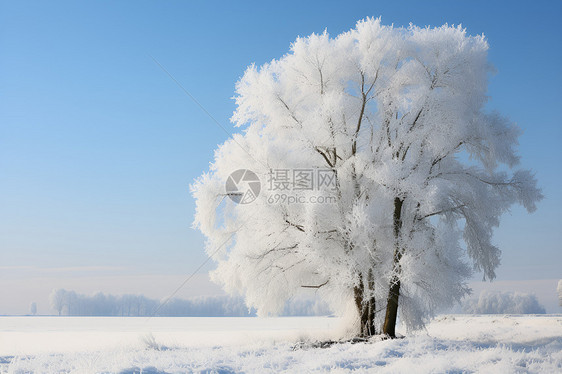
[1,315,561,373]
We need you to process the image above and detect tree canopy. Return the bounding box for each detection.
[192,18,541,337]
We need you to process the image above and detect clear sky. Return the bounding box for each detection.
[1,0,561,314]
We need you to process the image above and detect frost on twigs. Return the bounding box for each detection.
[141,333,170,352]
[292,334,404,350]
[192,17,542,337]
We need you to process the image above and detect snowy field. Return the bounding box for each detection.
[1,315,561,373]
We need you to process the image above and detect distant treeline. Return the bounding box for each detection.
[49,289,331,317]
[462,291,546,314]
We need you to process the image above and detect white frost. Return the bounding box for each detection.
[2,315,561,373]
[192,17,542,334]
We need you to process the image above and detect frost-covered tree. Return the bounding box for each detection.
[30,302,37,316]
[558,280,562,306]
[50,288,66,316]
[192,18,541,338]
[462,291,545,314]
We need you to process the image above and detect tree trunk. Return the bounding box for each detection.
[383,197,403,338]
[366,269,376,335]
[354,269,377,337]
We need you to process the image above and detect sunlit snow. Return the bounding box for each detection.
[2,315,560,373]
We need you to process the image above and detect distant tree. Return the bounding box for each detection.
[120,294,137,316]
[462,291,546,314]
[46,288,329,317]
[192,18,542,337]
[49,289,66,315]
[65,290,78,315]
[558,280,562,306]
[30,302,37,316]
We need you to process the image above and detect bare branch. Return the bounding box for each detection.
[247,244,299,260]
[285,219,305,232]
[429,141,464,173]
[352,73,367,156]
[277,96,301,125]
[407,108,424,133]
[301,279,329,289]
[431,171,519,187]
[315,146,334,168]
[417,204,466,221]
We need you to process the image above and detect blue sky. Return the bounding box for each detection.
[1,0,561,314]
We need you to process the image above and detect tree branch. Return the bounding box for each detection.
[285,219,305,232]
[301,279,329,289]
[277,96,301,125]
[417,204,465,221]
[352,73,368,156]
[429,141,463,173]
[247,244,299,260]
[315,146,334,168]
